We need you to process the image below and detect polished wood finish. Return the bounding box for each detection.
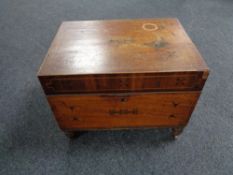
[38,18,208,76]
[38,18,209,95]
[48,92,200,130]
[38,18,209,139]
[39,72,207,95]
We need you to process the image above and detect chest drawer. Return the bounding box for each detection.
[47,92,200,130]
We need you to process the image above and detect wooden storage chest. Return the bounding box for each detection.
[38,18,209,138]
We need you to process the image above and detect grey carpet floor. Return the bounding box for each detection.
[0,0,233,174]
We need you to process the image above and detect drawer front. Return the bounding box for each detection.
[47,92,200,130]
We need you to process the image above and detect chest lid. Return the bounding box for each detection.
[38,18,209,94]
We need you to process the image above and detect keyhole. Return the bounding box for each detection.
[120,97,127,102]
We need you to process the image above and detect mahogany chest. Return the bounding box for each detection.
[38,18,209,138]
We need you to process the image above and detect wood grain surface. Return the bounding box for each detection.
[47,92,200,130]
[38,18,209,76]
[37,19,209,137]
[39,71,207,94]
